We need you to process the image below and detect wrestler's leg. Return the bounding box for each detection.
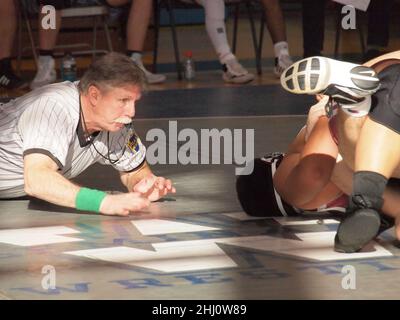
[355,117,400,178]
[337,119,400,250]
[332,159,400,238]
[274,116,340,209]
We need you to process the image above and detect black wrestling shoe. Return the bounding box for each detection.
[280,56,381,104]
[334,208,381,253]
[334,211,394,253]
[378,214,395,235]
[0,70,28,90]
[0,58,28,90]
[334,192,394,253]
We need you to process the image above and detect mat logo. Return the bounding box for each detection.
[41,5,57,30]
[145,121,254,175]
[0,217,393,274]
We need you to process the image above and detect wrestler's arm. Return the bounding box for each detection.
[285,126,307,155]
[119,161,176,201]
[24,153,149,215]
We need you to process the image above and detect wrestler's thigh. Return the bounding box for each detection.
[338,111,400,178]
[337,110,366,170]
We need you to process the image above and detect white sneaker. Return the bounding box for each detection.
[134,59,166,84]
[280,56,380,104]
[30,56,57,90]
[274,54,293,77]
[222,58,255,84]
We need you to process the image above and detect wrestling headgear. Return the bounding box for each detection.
[236,152,299,217]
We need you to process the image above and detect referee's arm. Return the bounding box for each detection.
[24,153,80,208]
[24,153,150,215]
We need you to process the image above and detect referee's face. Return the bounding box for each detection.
[96,84,141,132]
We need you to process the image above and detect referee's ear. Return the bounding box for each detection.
[87,85,102,106]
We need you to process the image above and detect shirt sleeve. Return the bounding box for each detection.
[18,96,75,169]
[97,125,147,172]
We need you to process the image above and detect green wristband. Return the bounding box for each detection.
[75,188,107,213]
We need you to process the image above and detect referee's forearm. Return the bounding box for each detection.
[24,169,81,209]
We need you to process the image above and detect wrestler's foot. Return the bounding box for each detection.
[280,56,380,104]
[333,192,394,253]
[334,207,381,253]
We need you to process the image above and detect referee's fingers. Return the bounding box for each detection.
[135,177,155,193]
[128,192,150,207]
[155,177,166,190]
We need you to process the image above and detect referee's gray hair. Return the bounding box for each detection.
[78,52,147,94]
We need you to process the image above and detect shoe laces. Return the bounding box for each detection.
[350,194,383,210]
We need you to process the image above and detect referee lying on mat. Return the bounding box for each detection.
[0,53,175,215]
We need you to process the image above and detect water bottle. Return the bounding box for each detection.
[183,50,195,81]
[61,52,77,82]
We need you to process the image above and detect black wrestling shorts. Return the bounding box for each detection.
[369,63,400,134]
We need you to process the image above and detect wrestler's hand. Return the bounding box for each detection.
[305,95,330,140]
[99,192,150,216]
[133,174,176,201]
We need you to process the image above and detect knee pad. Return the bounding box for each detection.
[351,171,387,211]
[236,153,299,217]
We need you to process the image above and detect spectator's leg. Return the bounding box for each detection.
[260,0,293,76]
[38,4,62,51]
[260,0,286,44]
[0,0,16,60]
[0,0,27,89]
[195,0,254,84]
[31,1,64,90]
[108,0,166,84]
[126,0,152,53]
[302,0,326,58]
[364,0,393,61]
[195,0,232,63]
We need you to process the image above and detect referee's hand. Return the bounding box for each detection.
[133,175,176,202]
[100,192,150,216]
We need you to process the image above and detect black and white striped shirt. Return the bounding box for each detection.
[0,81,146,198]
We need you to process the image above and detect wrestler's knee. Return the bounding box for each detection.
[296,155,336,191]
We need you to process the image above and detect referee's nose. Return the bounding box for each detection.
[125,100,135,118]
